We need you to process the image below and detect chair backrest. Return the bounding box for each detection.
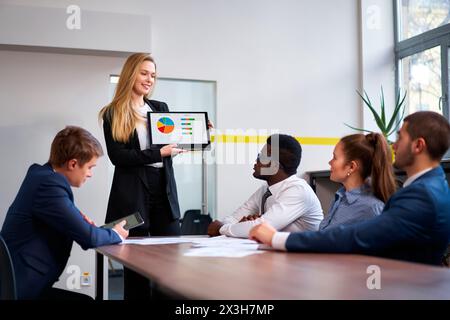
[180,210,212,235]
[0,234,17,300]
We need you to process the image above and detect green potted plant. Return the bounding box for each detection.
[345,87,407,143]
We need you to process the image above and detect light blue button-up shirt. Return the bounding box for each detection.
[319,183,384,231]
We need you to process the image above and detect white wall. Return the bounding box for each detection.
[360,0,396,136]
[147,0,362,217]
[0,0,362,215]
[0,0,395,298]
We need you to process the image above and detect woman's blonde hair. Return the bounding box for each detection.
[99,53,156,143]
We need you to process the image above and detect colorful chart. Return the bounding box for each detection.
[157,117,175,134]
[180,117,195,135]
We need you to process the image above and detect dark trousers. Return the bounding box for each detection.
[123,167,180,300]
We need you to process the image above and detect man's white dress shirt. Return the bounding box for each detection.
[219,175,323,238]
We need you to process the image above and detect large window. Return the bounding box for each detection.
[400,46,442,114]
[395,0,450,120]
[398,0,450,40]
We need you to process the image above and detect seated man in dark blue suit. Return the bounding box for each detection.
[250,111,450,266]
[1,126,129,299]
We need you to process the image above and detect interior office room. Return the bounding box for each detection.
[1,0,450,308]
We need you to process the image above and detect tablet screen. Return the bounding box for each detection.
[148,111,210,150]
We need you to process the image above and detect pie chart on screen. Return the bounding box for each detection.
[157,117,175,134]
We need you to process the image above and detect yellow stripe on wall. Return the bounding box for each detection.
[297,137,340,146]
[211,135,339,146]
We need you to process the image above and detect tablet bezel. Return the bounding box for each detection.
[147,111,211,151]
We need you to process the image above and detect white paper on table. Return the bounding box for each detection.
[183,247,265,258]
[191,235,259,248]
[120,237,202,245]
[120,235,259,246]
[119,235,265,257]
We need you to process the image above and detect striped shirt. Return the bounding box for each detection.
[319,183,384,231]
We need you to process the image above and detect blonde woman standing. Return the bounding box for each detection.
[99,53,184,300]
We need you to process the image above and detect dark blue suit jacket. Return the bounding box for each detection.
[285,166,450,265]
[1,163,121,299]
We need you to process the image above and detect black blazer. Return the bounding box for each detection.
[103,99,181,228]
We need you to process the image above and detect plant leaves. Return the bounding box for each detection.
[386,90,407,133]
[357,90,387,133]
[380,86,386,126]
[387,120,403,136]
[344,123,374,133]
[348,88,407,139]
[387,97,408,136]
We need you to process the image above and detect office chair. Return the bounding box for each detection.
[180,209,212,235]
[0,234,17,300]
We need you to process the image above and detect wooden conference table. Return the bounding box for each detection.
[95,239,450,300]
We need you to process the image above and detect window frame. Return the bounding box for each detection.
[394,0,450,121]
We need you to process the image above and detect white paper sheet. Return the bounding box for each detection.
[120,235,258,246]
[183,247,264,257]
[190,235,258,246]
[120,237,198,245]
[185,236,263,257]
[119,235,265,257]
